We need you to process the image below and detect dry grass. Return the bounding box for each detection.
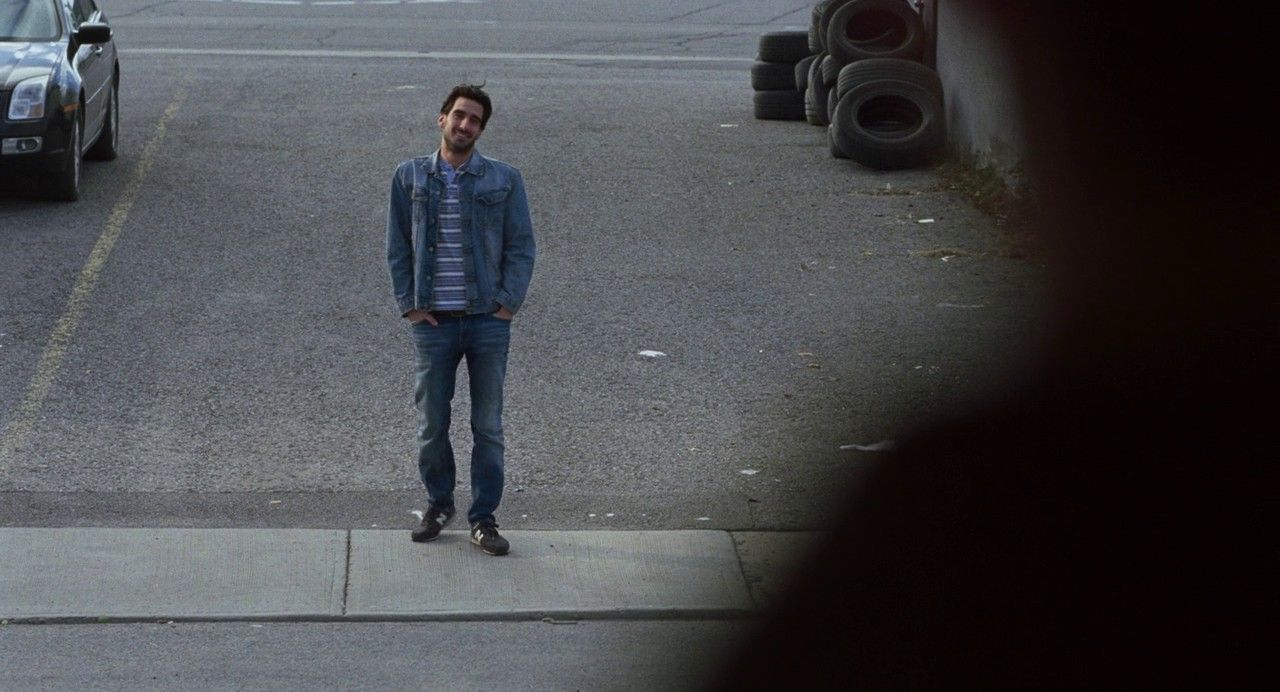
[934,159,1039,260]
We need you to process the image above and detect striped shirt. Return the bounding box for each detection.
[431,156,468,311]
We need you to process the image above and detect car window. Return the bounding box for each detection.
[0,0,61,41]
[68,0,88,26]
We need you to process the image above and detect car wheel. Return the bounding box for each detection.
[42,113,82,201]
[86,77,119,161]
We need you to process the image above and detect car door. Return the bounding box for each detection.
[67,0,109,146]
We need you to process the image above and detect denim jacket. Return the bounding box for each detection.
[387,151,535,316]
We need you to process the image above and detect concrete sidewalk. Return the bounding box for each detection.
[0,529,819,623]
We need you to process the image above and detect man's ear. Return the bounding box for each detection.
[437,113,446,128]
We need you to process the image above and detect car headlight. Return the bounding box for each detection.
[8,75,50,121]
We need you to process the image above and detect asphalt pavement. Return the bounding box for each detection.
[0,0,1045,531]
[0,0,1045,687]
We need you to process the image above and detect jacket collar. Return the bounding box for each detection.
[427,149,487,177]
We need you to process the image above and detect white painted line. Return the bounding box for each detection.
[122,47,753,64]
[0,88,189,476]
[237,0,302,4]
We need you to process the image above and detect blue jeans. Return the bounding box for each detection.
[411,313,511,526]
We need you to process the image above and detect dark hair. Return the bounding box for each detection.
[440,83,492,129]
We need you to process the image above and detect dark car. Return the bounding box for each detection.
[1,0,118,201]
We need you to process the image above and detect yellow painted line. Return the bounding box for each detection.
[0,87,188,474]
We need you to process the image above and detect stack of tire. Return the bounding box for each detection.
[750,31,812,121]
[806,0,945,169]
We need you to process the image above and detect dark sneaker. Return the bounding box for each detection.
[411,506,455,543]
[470,522,510,556]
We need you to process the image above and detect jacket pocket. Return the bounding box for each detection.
[476,186,511,259]
[476,187,511,207]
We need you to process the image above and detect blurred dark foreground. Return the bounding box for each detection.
[715,2,1271,687]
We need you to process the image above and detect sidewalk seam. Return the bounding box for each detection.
[340,530,352,616]
[726,531,761,612]
[0,610,758,626]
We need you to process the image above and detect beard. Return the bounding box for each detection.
[443,131,476,156]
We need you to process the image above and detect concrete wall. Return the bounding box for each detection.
[923,0,1026,187]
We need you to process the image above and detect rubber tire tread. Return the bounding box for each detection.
[825,0,925,64]
[41,114,81,201]
[820,54,842,87]
[832,79,944,170]
[85,77,119,161]
[805,54,832,126]
[828,124,850,159]
[836,57,942,100]
[809,0,831,52]
[758,31,811,63]
[795,55,817,92]
[818,0,855,55]
[752,61,799,91]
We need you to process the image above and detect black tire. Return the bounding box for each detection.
[795,54,817,92]
[751,61,797,91]
[85,76,119,161]
[832,79,945,170]
[41,113,82,201]
[826,0,925,64]
[810,1,831,52]
[828,124,850,159]
[805,54,832,126]
[820,53,844,87]
[827,85,840,122]
[753,90,805,120]
[818,0,855,56]
[757,31,810,63]
[836,57,942,101]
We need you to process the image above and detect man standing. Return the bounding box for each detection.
[386,84,535,556]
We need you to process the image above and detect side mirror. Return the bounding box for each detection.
[74,23,112,46]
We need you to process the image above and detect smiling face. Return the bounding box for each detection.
[437,96,485,158]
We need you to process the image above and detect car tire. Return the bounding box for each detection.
[757,31,810,64]
[825,0,926,64]
[828,124,850,159]
[827,85,840,123]
[805,54,832,126]
[42,112,82,202]
[836,57,942,101]
[753,90,806,120]
[751,61,799,91]
[820,53,844,87]
[85,76,119,161]
[794,54,817,92]
[832,78,945,170]
[818,0,855,55]
[809,1,831,52]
